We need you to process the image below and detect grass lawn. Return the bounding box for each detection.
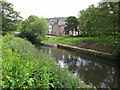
[42,36,115,46]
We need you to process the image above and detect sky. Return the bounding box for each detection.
[7,0,102,19]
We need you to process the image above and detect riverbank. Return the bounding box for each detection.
[57,43,113,60]
[41,46,119,88]
[42,36,118,60]
[2,35,92,89]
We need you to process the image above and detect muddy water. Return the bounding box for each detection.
[40,46,119,88]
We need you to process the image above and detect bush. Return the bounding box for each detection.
[1,35,83,89]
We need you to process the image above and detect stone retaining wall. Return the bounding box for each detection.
[57,43,112,60]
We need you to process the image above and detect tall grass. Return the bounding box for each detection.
[1,35,92,89]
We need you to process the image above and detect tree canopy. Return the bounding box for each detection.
[1,1,22,35]
[78,2,120,54]
[65,16,78,36]
[20,15,48,44]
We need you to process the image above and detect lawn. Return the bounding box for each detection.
[42,36,115,46]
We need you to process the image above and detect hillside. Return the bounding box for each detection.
[46,17,67,22]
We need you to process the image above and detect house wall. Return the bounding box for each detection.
[59,27,64,36]
[51,23,59,35]
[51,23,64,36]
[48,26,52,34]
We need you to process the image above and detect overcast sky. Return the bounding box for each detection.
[7,0,102,19]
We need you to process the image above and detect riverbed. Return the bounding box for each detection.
[40,46,119,88]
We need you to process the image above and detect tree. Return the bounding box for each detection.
[1,1,22,35]
[98,2,120,55]
[78,2,120,56]
[116,1,120,55]
[20,15,48,44]
[65,16,78,36]
[78,5,102,37]
[78,2,119,37]
[0,1,2,35]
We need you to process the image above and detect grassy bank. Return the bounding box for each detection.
[42,36,115,46]
[42,36,117,54]
[1,35,92,89]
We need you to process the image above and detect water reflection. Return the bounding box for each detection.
[40,46,119,88]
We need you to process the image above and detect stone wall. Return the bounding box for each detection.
[51,23,64,36]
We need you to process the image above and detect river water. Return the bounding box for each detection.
[40,46,119,88]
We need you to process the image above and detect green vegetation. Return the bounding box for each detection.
[64,16,78,36]
[1,1,92,89]
[1,0,119,89]
[1,1,48,44]
[1,35,92,89]
[42,36,115,46]
[1,1,22,35]
[77,2,120,54]
[42,36,119,59]
[20,15,48,44]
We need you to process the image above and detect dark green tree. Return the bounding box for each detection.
[1,1,22,35]
[78,5,102,37]
[0,1,2,35]
[21,15,48,44]
[65,16,78,36]
[98,2,119,55]
[78,2,120,56]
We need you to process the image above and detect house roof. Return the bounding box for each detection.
[58,22,66,26]
[48,21,66,27]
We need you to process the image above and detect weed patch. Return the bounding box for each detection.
[1,35,91,89]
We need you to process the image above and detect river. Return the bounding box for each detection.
[40,46,119,88]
